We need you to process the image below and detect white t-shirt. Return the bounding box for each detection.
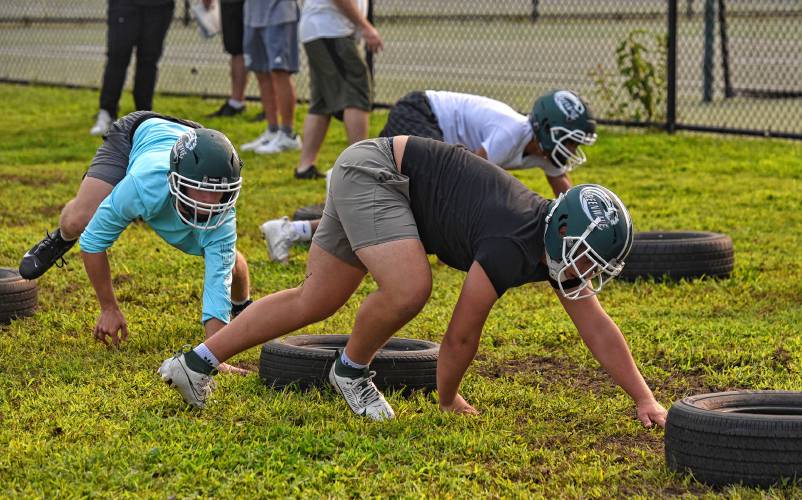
[299,0,368,43]
[424,90,565,176]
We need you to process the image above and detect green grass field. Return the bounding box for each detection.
[1,83,802,497]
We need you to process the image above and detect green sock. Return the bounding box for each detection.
[334,355,367,378]
[184,349,215,375]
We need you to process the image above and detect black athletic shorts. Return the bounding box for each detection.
[221,0,245,56]
[85,112,203,186]
[379,91,444,141]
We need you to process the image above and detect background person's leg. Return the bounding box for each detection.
[231,54,248,103]
[99,0,139,118]
[271,70,296,132]
[343,107,369,145]
[133,2,174,111]
[255,71,278,129]
[345,238,432,365]
[296,113,330,175]
[204,244,366,362]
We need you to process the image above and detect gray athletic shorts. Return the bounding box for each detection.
[85,111,202,185]
[243,22,299,73]
[312,138,420,269]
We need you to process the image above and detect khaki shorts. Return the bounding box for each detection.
[304,36,372,116]
[312,138,420,269]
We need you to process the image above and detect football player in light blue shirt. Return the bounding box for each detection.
[19,113,252,374]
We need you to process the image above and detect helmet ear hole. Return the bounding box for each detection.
[558,224,568,237]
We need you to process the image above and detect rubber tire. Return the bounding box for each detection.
[260,334,439,393]
[292,203,325,221]
[0,267,38,324]
[665,391,802,487]
[619,231,734,281]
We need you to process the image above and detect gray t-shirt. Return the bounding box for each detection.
[244,0,298,27]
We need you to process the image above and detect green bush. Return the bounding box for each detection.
[591,29,668,123]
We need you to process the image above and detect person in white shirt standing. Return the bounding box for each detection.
[293,0,383,179]
[380,89,598,196]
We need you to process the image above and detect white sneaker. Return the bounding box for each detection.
[254,130,302,154]
[328,363,395,421]
[89,109,113,136]
[259,216,299,264]
[241,129,278,151]
[158,351,217,408]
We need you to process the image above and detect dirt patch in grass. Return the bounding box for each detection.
[112,274,133,287]
[474,354,617,395]
[475,354,737,402]
[4,172,71,188]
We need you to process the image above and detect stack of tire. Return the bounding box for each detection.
[620,231,734,281]
[666,391,802,487]
[0,268,38,324]
[259,334,439,393]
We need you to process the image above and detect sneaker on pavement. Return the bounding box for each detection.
[241,129,278,151]
[19,228,76,280]
[259,216,299,264]
[90,109,113,136]
[254,130,302,154]
[158,350,217,408]
[329,362,395,421]
[209,101,245,117]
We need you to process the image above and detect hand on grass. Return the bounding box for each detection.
[217,363,251,376]
[440,394,479,415]
[93,308,129,348]
[636,399,667,428]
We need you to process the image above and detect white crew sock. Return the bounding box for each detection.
[193,342,220,369]
[228,98,245,109]
[291,220,312,241]
[340,350,368,369]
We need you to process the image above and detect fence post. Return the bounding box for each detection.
[366,0,374,77]
[702,0,715,102]
[183,0,190,26]
[667,0,677,133]
[717,0,733,98]
[531,0,540,22]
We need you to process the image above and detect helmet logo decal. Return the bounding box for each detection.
[173,130,198,161]
[554,91,585,121]
[579,186,619,230]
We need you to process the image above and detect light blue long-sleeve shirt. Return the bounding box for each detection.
[79,118,237,324]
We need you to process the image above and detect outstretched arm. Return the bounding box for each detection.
[557,289,667,428]
[546,173,572,196]
[437,261,498,414]
[82,250,128,347]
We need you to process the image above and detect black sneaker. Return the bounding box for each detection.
[208,101,245,118]
[294,165,325,180]
[250,111,266,122]
[231,299,253,319]
[19,228,76,280]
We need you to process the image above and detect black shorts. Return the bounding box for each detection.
[379,91,444,141]
[85,112,203,186]
[220,0,245,56]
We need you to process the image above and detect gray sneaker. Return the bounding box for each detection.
[158,351,217,408]
[328,363,395,421]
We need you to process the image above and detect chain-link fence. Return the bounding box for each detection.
[1,0,799,139]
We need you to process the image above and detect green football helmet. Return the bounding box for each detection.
[168,128,243,230]
[543,184,633,300]
[529,90,597,172]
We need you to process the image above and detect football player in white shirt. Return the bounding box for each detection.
[380,89,597,196]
